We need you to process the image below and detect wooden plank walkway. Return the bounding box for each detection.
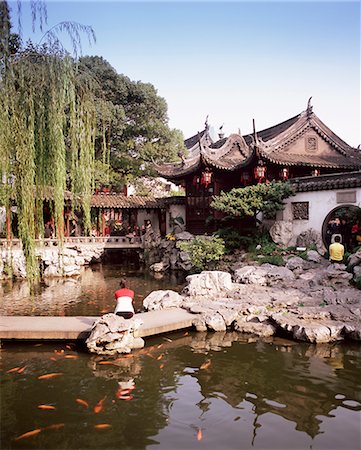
[0,309,195,341]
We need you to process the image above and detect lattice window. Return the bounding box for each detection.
[292,202,309,220]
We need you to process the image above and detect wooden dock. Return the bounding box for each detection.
[0,309,195,341]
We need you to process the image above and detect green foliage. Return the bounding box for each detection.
[178,236,225,272]
[211,181,295,221]
[213,227,243,253]
[78,56,187,185]
[259,255,285,266]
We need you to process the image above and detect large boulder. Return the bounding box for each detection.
[234,264,295,286]
[143,290,184,310]
[86,313,144,355]
[185,271,232,296]
[269,221,293,247]
[296,228,326,254]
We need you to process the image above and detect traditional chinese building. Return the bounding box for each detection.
[156,101,361,234]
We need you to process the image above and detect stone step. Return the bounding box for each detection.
[0,309,194,341]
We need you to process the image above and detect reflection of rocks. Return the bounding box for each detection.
[0,245,105,280]
[143,267,361,344]
[86,313,145,355]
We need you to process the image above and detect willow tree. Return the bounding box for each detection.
[0,5,97,283]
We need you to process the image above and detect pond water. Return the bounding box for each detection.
[1,263,361,449]
[1,335,360,450]
[0,263,186,316]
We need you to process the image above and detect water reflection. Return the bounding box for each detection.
[1,334,360,449]
[0,264,186,316]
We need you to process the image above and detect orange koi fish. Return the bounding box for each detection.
[200,360,211,370]
[98,361,115,365]
[157,344,163,349]
[157,354,164,361]
[76,398,89,409]
[43,423,65,430]
[17,366,26,373]
[163,337,172,343]
[7,367,20,373]
[38,405,56,410]
[159,364,165,369]
[15,429,42,441]
[94,396,107,413]
[38,373,63,380]
[94,424,112,429]
[64,355,78,359]
[197,428,203,441]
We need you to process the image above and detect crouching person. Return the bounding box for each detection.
[114,279,135,319]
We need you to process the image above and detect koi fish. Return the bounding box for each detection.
[197,429,203,441]
[94,396,107,413]
[159,364,165,369]
[7,367,20,373]
[118,395,133,401]
[38,373,63,380]
[50,357,57,361]
[17,366,26,373]
[38,405,56,410]
[163,337,172,343]
[98,361,115,365]
[15,429,42,441]
[157,344,163,349]
[76,399,89,409]
[64,355,78,359]
[183,332,189,336]
[43,423,65,430]
[94,424,112,429]
[157,354,164,361]
[200,360,211,370]
[34,343,43,347]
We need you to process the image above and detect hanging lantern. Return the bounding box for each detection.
[241,171,250,185]
[254,160,266,180]
[311,169,320,177]
[280,167,289,180]
[201,168,213,188]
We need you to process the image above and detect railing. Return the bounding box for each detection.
[0,236,143,249]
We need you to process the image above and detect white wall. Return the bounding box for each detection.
[281,187,361,238]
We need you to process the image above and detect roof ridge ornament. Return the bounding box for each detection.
[205,114,209,130]
[307,96,313,117]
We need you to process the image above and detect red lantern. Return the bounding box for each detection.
[254,160,266,180]
[280,167,289,180]
[201,169,212,188]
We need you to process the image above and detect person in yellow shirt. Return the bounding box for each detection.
[329,235,345,263]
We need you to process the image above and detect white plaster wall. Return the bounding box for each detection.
[282,188,361,237]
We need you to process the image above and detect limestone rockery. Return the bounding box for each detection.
[143,269,361,345]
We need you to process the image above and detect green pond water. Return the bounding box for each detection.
[1,263,360,449]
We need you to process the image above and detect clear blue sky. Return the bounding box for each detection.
[9,1,361,147]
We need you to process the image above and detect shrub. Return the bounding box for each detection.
[178,236,225,272]
[259,255,285,266]
[213,227,243,253]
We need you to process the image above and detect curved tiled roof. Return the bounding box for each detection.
[291,171,361,192]
[156,107,361,179]
[90,194,185,209]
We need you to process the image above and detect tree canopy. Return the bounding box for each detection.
[78,56,185,188]
[211,181,295,222]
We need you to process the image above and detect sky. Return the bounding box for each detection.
[8,0,361,147]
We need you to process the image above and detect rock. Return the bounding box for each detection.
[234,266,268,285]
[306,250,322,263]
[234,319,276,337]
[86,313,144,355]
[185,271,232,296]
[203,312,227,331]
[174,231,194,241]
[286,256,305,271]
[261,264,295,283]
[143,290,184,310]
[269,220,293,247]
[326,265,353,285]
[43,265,60,277]
[150,262,169,272]
[296,229,326,254]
